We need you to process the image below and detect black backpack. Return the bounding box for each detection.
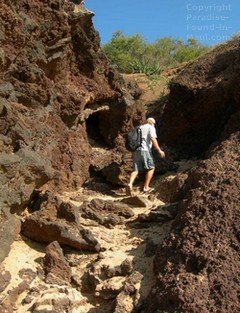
[125,126,142,151]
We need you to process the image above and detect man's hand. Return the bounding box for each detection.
[151,137,165,158]
[158,149,165,158]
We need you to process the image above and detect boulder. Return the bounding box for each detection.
[0,148,55,262]
[22,215,100,252]
[137,203,179,224]
[0,281,29,312]
[42,241,72,285]
[95,277,125,300]
[0,208,21,263]
[106,258,133,278]
[155,173,188,203]
[0,149,54,212]
[114,271,143,312]
[22,191,101,252]
[18,268,37,284]
[80,198,134,228]
[121,196,149,208]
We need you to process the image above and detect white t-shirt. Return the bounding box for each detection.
[138,124,157,151]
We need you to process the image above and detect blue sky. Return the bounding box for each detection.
[85,0,239,46]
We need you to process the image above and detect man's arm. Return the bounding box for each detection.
[151,137,165,158]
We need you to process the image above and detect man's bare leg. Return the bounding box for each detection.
[143,168,155,191]
[129,171,138,188]
[126,171,138,195]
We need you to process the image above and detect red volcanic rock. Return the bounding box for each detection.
[0,0,145,193]
[42,241,71,285]
[158,37,240,157]
[22,215,100,252]
[144,38,240,313]
[155,172,188,203]
[22,191,101,252]
[80,198,134,228]
[0,207,21,263]
[0,0,145,185]
[0,0,145,262]
[145,131,240,313]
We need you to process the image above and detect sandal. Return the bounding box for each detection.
[143,187,154,193]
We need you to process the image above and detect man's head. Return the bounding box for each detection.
[147,117,156,125]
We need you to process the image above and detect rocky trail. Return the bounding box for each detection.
[1,1,240,312]
[0,161,195,313]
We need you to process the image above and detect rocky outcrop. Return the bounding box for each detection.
[159,36,240,157]
[0,208,21,263]
[80,198,134,228]
[0,148,54,219]
[0,148,54,261]
[0,0,144,191]
[0,0,144,261]
[137,202,179,224]
[114,271,143,312]
[121,196,149,208]
[155,172,188,203]
[42,241,72,285]
[22,191,101,251]
[144,38,240,313]
[22,215,101,251]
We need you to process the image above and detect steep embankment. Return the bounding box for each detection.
[0,0,144,262]
[143,37,240,313]
[159,38,240,157]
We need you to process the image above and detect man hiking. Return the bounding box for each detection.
[126,117,165,195]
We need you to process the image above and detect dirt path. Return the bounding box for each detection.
[1,184,173,312]
[1,159,198,312]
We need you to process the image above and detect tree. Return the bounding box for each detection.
[103,32,209,75]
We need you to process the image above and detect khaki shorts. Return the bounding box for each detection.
[133,150,155,172]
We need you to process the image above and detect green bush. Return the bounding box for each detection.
[103,32,209,75]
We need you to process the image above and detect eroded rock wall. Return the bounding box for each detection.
[144,38,240,313]
[0,0,144,261]
[159,37,240,157]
